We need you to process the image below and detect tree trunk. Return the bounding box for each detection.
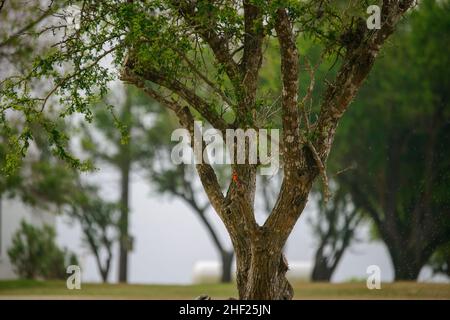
[390,250,423,281]
[394,265,421,281]
[100,269,108,283]
[220,250,234,283]
[233,234,293,300]
[118,147,130,283]
[311,257,333,282]
[118,89,132,283]
[242,248,292,300]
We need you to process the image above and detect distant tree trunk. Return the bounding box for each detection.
[311,257,333,282]
[118,89,132,283]
[393,261,422,281]
[386,241,426,281]
[0,195,2,257]
[85,228,114,283]
[220,250,234,283]
[118,160,130,283]
[100,269,108,283]
[309,188,361,282]
[347,186,435,281]
[195,208,234,283]
[444,255,450,277]
[310,240,348,282]
[92,246,112,283]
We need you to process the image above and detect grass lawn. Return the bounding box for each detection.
[0,280,449,299]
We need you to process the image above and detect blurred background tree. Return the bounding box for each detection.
[428,243,450,278]
[8,220,78,280]
[308,185,363,282]
[80,85,155,283]
[0,0,62,73]
[331,0,450,280]
[66,184,120,283]
[139,108,234,283]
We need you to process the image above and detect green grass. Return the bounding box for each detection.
[0,280,449,299]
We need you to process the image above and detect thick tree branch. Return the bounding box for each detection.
[122,63,228,131]
[123,69,228,220]
[173,47,234,106]
[274,8,302,172]
[172,0,241,84]
[262,8,308,243]
[313,1,415,162]
[225,165,259,238]
[141,68,228,131]
[239,0,264,122]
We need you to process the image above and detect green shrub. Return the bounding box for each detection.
[7,220,78,279]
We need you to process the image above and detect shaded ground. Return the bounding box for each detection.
[0,280,448,299]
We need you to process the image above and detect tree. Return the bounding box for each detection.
[0,118,78,211]
[142,108,234,282]
[428,243,450,278]
[331,0,450,280]
[1,1,415,299]
[8,220,78,280]
[0,112,119,283]
[0,0,61,71]
[308,185,362,282]
[80,85,154,282]
[66,184,120,283]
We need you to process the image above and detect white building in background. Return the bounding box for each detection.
[286,261,313,283]
[191,260,313,284]
[0,196,55,279]
[192,261,228,284]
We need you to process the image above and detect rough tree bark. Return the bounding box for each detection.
[120,1,415,299]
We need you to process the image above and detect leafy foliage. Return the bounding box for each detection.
[0,0,389,174]
[66,185,120,282]
[330,0,450,279]
[428,243,450,277]
[7,220,78,280]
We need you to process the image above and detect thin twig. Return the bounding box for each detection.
[306,140,330,203]
[39,45,119,112]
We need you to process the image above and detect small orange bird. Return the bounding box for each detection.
[232,171,240,188]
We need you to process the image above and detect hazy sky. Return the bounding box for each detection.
[55,167,447,285]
